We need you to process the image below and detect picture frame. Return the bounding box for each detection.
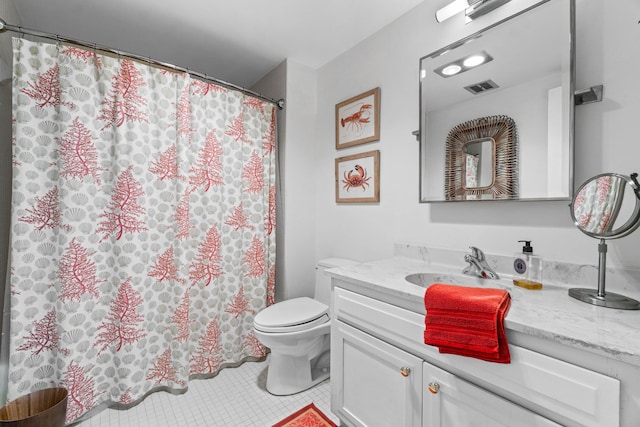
[335,150,380,203]
[335,87,380,149]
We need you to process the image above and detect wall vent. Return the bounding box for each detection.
[464,79,499,95]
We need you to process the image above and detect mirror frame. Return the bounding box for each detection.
[418,0,575,203]
[444,115,518,200]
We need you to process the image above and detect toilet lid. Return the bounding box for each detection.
[254,297,329,333]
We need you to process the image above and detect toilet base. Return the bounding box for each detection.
[265,339,330,396]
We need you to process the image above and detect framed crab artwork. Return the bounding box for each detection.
[335,150,380,203]
[335,87,381,149]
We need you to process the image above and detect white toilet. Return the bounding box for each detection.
[253,258,357,395]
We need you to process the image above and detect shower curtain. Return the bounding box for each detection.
[8,38,276,423]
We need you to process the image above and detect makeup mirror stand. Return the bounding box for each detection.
[568,238,640,309]
[569,173,640,310]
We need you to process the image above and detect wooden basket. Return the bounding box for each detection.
[0,388,68,427]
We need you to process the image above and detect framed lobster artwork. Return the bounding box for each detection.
[335,150,380,203]
[335,87,381,149]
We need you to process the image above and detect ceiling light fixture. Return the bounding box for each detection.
[435,0,511,24]
[433,51,493,78]
[435,0,471,23]
[442,65,463,76]
[465,0,512,23]
[463,54,486,67]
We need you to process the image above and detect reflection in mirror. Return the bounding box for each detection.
[572,175,625,236]
[571,173,640,239]
[568,173,640,310]
[419,0,574,202]
[464,138,494,188]
[444,115,517,200]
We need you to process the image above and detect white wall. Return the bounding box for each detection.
[312,0,640,286]
[0,0,21,363]
[0,0,20,80]
[0,0,21,398]
[278,60,318,300]
[253,59,318,301]
[251,61,287,303]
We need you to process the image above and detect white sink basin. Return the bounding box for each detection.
[405,272,512,291]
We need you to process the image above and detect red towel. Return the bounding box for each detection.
[424,283,511,363]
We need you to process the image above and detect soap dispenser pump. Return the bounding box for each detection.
[513,240,543,290]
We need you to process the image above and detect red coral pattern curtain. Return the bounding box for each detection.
[9,38,276,423]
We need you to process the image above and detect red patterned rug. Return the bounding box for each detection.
[272,403,338,427]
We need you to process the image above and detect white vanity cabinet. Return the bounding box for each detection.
[331,320,423,427]
[331,319,559,427]
[331,283,621,427]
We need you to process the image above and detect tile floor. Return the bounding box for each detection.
[74,358,338,427]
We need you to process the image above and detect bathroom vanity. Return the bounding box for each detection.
[329,244,640,427]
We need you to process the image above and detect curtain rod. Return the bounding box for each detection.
[0,18,285,110]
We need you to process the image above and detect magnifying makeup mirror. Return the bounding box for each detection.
[569,172,640,309]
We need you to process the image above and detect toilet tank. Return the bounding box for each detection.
[315,258,358,307]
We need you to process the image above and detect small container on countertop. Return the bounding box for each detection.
[513,240,543,290]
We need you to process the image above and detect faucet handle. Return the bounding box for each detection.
[469,246,485,261]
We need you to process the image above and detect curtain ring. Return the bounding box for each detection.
[55,34,63,54]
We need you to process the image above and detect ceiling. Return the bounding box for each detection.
[13,0,425,88]
[423,0,567,111]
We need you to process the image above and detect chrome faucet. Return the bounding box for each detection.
[462,246,499,279]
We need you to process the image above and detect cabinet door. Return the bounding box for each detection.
[423,361,562,427]
[331,320,423,427]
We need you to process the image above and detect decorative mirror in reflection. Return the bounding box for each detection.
[419,0,574,202]
[444,115,517,200]
[464,138,493,188]
[569,173,640,310]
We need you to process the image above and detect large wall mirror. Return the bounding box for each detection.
[419,0,574,202]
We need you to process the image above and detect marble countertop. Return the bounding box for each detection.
[328,253,640,368]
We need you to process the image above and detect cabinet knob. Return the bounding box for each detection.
[400,367,411,377]
[428,382,440,394]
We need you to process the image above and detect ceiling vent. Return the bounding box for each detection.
[464,79,499,95]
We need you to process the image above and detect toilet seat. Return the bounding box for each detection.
[254,297,329,333]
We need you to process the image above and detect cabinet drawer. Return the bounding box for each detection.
[333,286,620,427]
[334,285,429,354]
[423,361,561,427]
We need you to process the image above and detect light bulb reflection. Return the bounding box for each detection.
[442,65,462,76]
[434,51,493,78]
[463,55,486,67]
